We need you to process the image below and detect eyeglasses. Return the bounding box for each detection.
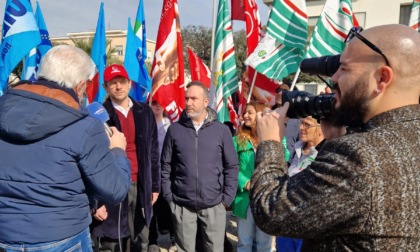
[299,121,320,130]
[345,27,391,67]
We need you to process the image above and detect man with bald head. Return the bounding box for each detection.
[250,24,420,251]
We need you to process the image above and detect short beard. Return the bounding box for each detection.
[187,107,205,120]
[332,74,370,128]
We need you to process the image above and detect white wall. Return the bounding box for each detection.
[306,0,413,28]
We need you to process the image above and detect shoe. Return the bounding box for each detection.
[148,244,160,252]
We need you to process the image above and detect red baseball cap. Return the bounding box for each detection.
[104,64,129,82]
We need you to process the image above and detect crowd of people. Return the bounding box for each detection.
[0,23,419,252]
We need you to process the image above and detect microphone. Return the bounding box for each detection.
[86,102,113,136]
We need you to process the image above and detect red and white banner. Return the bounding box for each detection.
[150,0,185,122]
[235,0,278,111]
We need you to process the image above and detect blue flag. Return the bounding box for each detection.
[127,0,151,101]
[90,2,107,103]
[0,0,41,95]
[21,1,52,81]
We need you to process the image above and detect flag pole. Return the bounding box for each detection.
[290,68,301,91]
[247,69,258,103]
[210,0,217,77]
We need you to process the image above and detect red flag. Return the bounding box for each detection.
[231,0,246,21]
[187,47,239,128]
[150,0,185,122]
[187,47,211,88]
[244,0,262,55]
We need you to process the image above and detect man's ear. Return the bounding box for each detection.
[75,81,85,95]
[376,66,393,93]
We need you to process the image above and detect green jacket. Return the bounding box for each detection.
[231,136,290,219]
[231,136,255,219]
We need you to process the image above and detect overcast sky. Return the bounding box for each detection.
[0,0,270,41]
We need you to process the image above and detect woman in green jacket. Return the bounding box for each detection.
[232,101,273,252]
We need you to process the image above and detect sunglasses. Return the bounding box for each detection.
[345,27,391,67]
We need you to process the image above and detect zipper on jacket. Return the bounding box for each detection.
[195,130,199,210]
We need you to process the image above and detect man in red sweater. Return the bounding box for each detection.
[91,64,160,252]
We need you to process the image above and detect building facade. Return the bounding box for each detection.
[263,0,414,28]
[50,30,156,64]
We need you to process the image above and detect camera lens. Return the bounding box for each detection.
[281,91,334,119]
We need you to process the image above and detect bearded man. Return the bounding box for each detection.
[250,24,420,251]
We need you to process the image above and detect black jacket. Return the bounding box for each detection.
[161,107,238,211]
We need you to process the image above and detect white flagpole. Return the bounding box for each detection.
[247,70,258,103]
[210,0,218,75]
[208,0,218,109]
[290,68,301,91]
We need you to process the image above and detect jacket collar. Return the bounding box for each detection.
[179,107,217,129]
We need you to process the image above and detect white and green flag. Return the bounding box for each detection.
[210,0,238,123]
[245,0,308,80]
[409,0,420,32]
[305,0,357,57]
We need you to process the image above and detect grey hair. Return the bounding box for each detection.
[186,81,210,98]
[38,45,96,89]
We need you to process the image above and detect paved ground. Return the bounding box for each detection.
[156,211,238,252]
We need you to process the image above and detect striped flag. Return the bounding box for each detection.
[305,0,357,57]
[21,1,52,81]
[0,0,41,95]
[87,2,107,103]
[151,0,184,122]
[210,0,238,123]
[409,0,420,32]
[245,0,308,80]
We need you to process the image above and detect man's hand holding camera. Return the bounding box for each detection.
[256,103,289,143]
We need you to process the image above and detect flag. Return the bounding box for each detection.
[21,1,52,81]
[187,47,211,88]
[245,0,308,80]
[0,0,41,95]
[87,2,106,103]
[151,0,184,122]
[188,46,239,127]
[244,0,263,55]
[305,0,357,57]
[124,18,151,102]
[231,0,245,21]
[210,0,239,123]
[409,0,420,32]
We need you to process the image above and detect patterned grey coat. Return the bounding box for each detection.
[250,105,420,251]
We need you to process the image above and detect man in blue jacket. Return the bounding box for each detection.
[161,81,239,251]
[0,45,131,251]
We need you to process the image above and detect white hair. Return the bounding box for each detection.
[38,45,96,89]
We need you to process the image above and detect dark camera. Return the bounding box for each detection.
[281,91,334,119]
[300,54,341,76]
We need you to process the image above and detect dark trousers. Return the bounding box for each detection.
[148,193,174,245]
[128,183,149,252]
